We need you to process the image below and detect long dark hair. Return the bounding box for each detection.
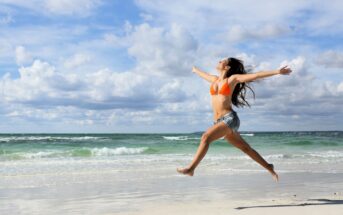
[224,57,256,108]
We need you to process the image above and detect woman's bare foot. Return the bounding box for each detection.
[267,164,279,182]
[176,167,194,176]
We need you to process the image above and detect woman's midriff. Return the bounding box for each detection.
[211,95,233,121]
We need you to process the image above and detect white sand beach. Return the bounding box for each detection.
[2,163,343,214]
[119,197,343,215]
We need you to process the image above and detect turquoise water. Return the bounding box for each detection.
[1,131,343,175]
[1,131,342,160]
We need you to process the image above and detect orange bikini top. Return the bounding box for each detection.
[210,78,231,96]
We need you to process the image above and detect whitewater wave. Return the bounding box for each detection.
[205,151,343,161]
[4,150,68,159]
[0,147,150,160]
[162,136,200,141]
[162,134,253,141]
[298,151,343,158]
[260,151,343,160]
[241,133,254,136]
[0,136,104,142]
[90,147,149,156]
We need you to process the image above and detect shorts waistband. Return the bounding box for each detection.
[214,110,237,122]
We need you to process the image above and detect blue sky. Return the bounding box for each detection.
[0,0,342,133]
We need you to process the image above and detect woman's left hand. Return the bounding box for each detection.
[279,66,292,75]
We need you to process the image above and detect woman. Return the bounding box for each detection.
[176,57,292,182]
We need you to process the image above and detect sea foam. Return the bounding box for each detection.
[90,147,149,156]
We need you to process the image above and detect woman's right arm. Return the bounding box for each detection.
[192,66,218,83]
[234,66,292,83]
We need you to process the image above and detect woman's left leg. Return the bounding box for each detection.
[177,121,234,176]
[224,131,279,182]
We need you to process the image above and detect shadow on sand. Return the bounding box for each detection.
[235,199,343,210]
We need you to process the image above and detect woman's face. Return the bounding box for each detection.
[216,58,230,72]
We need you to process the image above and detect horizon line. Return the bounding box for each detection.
[0,130,342,134]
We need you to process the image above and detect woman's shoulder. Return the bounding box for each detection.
[226,76,239,88]
[226,75,236,83]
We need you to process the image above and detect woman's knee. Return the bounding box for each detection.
[201,133,210,144]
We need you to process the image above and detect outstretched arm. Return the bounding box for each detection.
[192,66,218,83]
[234,66,292,83]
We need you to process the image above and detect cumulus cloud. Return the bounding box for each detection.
[315,50,343,68]
[0,59,190,111]
[249,56,342,118]
[129,24,198,76]
[105,22,198,77]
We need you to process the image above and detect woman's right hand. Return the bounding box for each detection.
[192,66,198,73]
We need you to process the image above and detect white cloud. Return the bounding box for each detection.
[315,50,343,68]
[6,108,59,120]
[103,33,125,47]
[1,59,190,110]
[224,24,291,42]
[120,22,198,77]
[0,0,101,16]
[249,56,342,120]
[64,53,91,69]
[297,0,343,35]
[103,22,199,77]
[135,0,343,40]
[0,25,92,63]
[44,0,101,16]
[1,54,343,132]
[157,79,185,101]
[338,82,343,93]
[15,45,32,65]
[139,13,153,22]
[135,0,309,34]
[72,119,94,126]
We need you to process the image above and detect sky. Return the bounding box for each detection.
[0,0,342,133]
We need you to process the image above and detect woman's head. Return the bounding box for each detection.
[216,57,245,77]
[216,58,230,72]
[216,57,256,108]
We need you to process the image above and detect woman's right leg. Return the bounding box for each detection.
[224,131,279,182]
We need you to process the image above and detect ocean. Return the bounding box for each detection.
[1,131,343,173]
[1,131,343,214]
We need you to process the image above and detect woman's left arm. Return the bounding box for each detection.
[256,66,292,79]
[233,66,292,83]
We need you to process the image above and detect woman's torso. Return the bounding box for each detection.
[210,77,238,121]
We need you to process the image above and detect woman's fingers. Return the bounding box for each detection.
[281,65,288,70]
[192,66,197,73]
[279,65,292,75]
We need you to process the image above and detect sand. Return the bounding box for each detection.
[2,163,343,214]
[116,196,343,215]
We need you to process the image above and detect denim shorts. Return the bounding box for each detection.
[213,110,240,132]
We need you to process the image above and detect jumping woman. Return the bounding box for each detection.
[176,57,292,182]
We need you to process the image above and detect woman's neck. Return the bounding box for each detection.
[219,71,227,80]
